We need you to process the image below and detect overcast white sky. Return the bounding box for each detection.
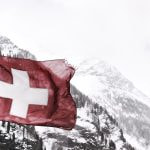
[0,0,150,97]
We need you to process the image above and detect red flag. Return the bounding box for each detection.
[0,56,76,130]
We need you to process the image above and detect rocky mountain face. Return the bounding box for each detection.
[71,59,150,150]
[0,35,135,150]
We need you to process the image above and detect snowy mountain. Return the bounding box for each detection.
[0,35,135,149]
[71,58,150,150]
[0,36,35,59]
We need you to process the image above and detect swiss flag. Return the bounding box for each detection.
[0,56,76,130]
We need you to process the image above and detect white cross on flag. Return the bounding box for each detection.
[0,56,76,130]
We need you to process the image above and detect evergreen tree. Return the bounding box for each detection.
[12,133,15,141]
[2,121,5,127]
[7,122,10,133]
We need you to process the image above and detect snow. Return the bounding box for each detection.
[124,134,149,150]
[71,74,105,99]
[43,138,56,150]
[71,58,150,150]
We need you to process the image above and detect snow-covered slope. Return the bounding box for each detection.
[36,86,134,150]
[71,58,150,150]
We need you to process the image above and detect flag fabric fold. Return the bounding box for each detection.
[0,56,76,130]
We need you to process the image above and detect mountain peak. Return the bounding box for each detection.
[73,58,135,94]
[72,57,150,149]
